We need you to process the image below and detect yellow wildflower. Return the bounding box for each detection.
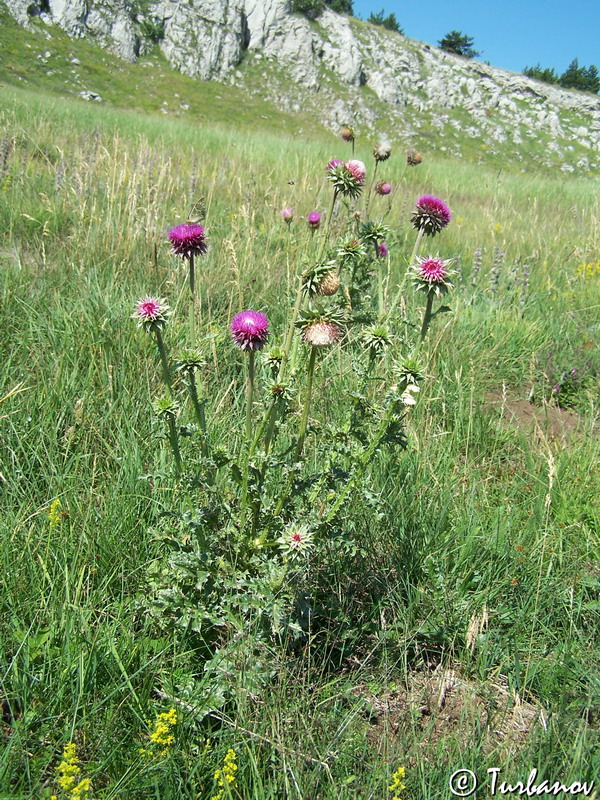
[49,498,62,529]
[389,765,406,800]
[53,742,92,798]
[143,708,177,758]
[211,748,238,800]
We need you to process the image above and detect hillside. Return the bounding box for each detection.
[1,39,599,799]
[2,0,600,173]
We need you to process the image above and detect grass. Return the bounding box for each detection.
[0,78,599,799]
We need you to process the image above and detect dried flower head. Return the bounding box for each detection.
[302,320,342,348]
[412,255,455,296]
[373,141,392,162]
[132,296,170,333]
[168,223,207,258]
[318,270,340,296]
[340,125,355,142]
[278,523,315,556]
[411,195,452,236]
[407,150,423,166]
[375,181,392,196]
[281,207,294,222]
[307,210,321,229]
[345,159,366,183]
[303,260,337,296]
[230,310,270,351]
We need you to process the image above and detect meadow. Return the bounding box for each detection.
[0,79,599,800]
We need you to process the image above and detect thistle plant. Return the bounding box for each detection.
[411,255,456,340]
[168,222,207,341]
[132,297,172,393]
[133,144,458,716]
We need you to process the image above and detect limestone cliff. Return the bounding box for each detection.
[5,0,600,171]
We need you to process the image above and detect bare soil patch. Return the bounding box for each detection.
[356,666,544,757]
[485,391,587,446]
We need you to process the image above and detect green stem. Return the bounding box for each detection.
[245,350,255,443]
[188,374,209,459]
[364,160,379,219]
[325,391,405,523]
[188,253,196,343]
[295,346,317,460]
[420,292,435,340]
[273,347,317,517]
[387,225,426,318]
[154,329,172,395]
[166,414,182,475]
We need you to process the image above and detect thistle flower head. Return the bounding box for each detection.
[278,523,315,556]
[327,162,363,199]
[340,125,355,142]
[317,270,340,296]
[167,222,207,258]
[302,320,342,348]
[230,310,270,351]
[407,149,423,166]
[375,181,392,196]
[326,158,343,173]
[337,238,366,265]
[303,260,337,296]
[153,394,179,419]
[175,348,206,377]
[363,324,391,358]
[281,207,294,222]
[373,141,392,162]
[378,241,388,258]
[411,195,452,236]
[345,159,366,183]
[412,255,455,295]
[132,296,170,333]
[307,210,321,229]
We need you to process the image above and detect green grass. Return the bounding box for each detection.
[0,4,319,138]
[0,81,599,799]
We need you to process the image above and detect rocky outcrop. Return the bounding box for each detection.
[5,0,600,170]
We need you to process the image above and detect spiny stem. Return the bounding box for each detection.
[274,347,317,517]
[245,350,255,443]
[364,160,379,219]
[188,374,209,459]
[295,346,317,460]
[166,414,182,475]
[154,329,172,395]
[188,253,196,342]
[420,292,435,340]
[388,226,426,318]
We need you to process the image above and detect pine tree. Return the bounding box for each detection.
[438,30,480,58]
[367,8,403,33]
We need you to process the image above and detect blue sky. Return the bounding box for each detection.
[353,1,599,76]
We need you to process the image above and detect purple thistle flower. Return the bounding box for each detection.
[168,223,207,258]
[326,159,343,173]
[230,310,270,351]
[281,207,294,222]
[411,195,452,236]
[375,181,392,196]
[345,159,366,183]
[378,241,388,258]
[307,211,321,229]
[132,296,170,332]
